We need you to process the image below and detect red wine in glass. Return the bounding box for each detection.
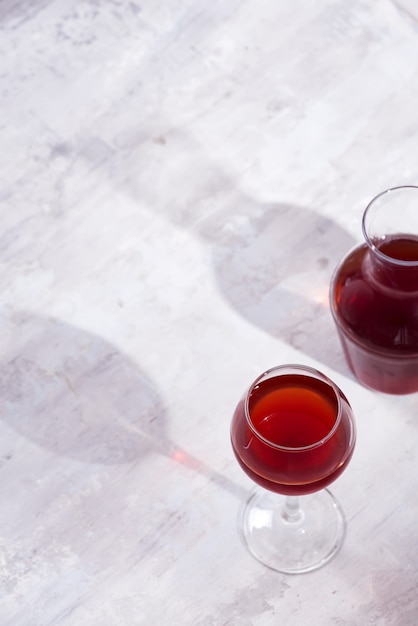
[230,364,356,574]
[231,372,355,496]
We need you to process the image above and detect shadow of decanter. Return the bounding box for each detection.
[104,127,357,375]
[198,199,356,373]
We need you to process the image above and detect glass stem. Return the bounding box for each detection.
[282,495,303,523]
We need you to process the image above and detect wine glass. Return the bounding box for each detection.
[230,364,356,574]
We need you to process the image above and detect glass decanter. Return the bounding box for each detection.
[330,185,418,394]
[230,364,356,574]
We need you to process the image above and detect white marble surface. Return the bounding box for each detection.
[1,0,418,624]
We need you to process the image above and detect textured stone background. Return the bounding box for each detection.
[1,1,418,624]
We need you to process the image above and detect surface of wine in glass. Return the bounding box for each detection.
[231,372,355,496]
[331,234,418,394]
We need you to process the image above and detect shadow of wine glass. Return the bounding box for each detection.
[0,312,166,465]
[0,312,246,497]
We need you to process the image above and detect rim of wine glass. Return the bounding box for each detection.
[244,364,343,452]
[362,185,418,268]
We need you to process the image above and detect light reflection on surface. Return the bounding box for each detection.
[169,446,249,500]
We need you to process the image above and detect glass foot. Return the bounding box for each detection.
[239,488,346,574]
